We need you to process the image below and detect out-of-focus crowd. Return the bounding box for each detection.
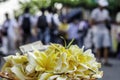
[0,0,120,65]
[0,6,88,55]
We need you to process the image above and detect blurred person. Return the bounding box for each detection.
[37,7,48,44]
[1,13,18,54]
[52,8,61,43]
[46,7,53,43]
[29,27,40,43]
[67,18,80,45]
[78,20,89,47]
[14,10,19,21]
[46,7,59,43]
[91,0,112,66]
[84,26,94,50]
[13,11,22,50]
[18,7,33,44]
[46,7,53,27]
[59,5,70,22]
[32,14,39,28]
[0,28,8,55]
[0,36,8,56]
[116,12,120,59]
[0,27,2,46]
[58,16,69,44]
[52,8,61,27]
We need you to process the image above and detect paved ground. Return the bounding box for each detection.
[99,58,120,80]
[0,58,120,80]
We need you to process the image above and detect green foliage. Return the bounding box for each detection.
[19,0,51,14]
[18,0,120,15]
[51,0,97,8]
[0,0,8,2]
[109,0,120,10]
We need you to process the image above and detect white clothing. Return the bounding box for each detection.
[46,13,60,26]
[116,25,120,42]
[116,12,120,23]
[32,16,39,27]
[91,8,110,29]
[92,26,110,48]
[46,13,53,24]
[84,28,93,49]
[2,19,18,51]
[53,14,61,26]
[91,8,111,48]
[67,23,79,39]
[0,37,8,55]
[98,0,109,7]
[79,21,87,30]
[3,19,18,40]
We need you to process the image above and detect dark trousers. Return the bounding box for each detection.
[117,42,120,56]
[22,33,31,44]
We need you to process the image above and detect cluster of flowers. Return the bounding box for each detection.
[1,44,103,80]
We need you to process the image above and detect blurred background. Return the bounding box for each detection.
[0,0,120,80]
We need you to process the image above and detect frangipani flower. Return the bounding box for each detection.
[54,53,68,73]
[35,51,57,72]
[1,43,103,80]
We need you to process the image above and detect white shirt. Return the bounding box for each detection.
[67,23,79,39]
[53,14,60,26]
[79,21,87,30]
[46,13,60,26]
[91,8,110,29]
[116,12,120,23]
[46,13,53,24]
[3,19,18,39]
[0,37,8,55]
[32,15,39,27]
